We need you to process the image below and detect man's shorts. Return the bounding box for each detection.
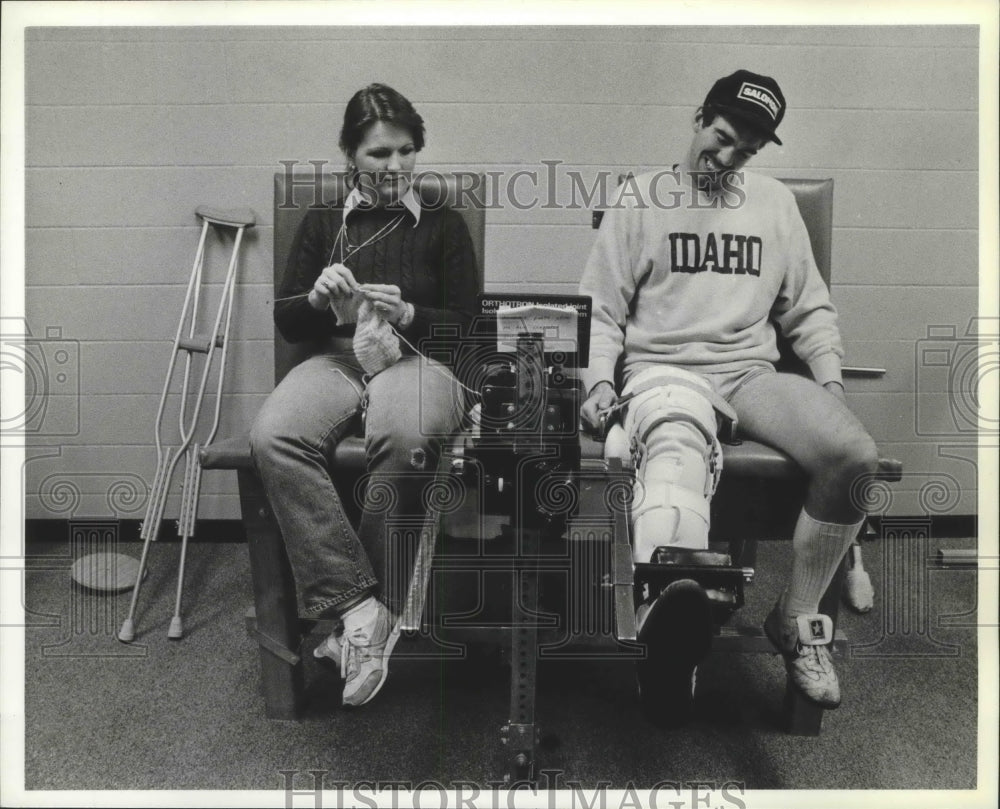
[701,362,777,404]
[625,361,776,406]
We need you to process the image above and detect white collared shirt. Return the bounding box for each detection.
[342,185,422,227]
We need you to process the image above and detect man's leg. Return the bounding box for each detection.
[622,366,722,561]
[729,371,878,707]
[621,367,723,725]
[729,372,875,522]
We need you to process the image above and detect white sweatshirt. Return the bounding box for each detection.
[579,169,844,394]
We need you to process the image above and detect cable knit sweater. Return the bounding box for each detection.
[274,198,479,362]
[579,170,844,394]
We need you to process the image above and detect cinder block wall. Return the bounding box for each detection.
[23,25,979,522]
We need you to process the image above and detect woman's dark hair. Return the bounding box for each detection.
[339,83,426,157]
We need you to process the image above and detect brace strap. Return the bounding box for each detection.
[631,481,711,524]
[635,410,716,448]
[795,613,834,646]
[625,372,738,430]
[630,420,724,498]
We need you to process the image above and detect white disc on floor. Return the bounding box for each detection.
[70,552,146,594]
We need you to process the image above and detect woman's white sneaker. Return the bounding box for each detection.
[339,596,399,707]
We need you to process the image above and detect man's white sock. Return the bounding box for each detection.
[784,509,865,617]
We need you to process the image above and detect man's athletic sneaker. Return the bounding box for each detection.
[763,601,841,708]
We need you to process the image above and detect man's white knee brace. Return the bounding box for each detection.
[623,368,725,561]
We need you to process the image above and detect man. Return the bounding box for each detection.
[578,70,878,721]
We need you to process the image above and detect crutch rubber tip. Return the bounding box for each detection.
[118,618,136,643]
[167,616,183,639]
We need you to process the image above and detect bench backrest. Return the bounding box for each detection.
[776,178,834,372]
[780,177,833,288]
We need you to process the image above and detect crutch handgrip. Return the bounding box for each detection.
[195,206,256,229]
[178,334,225,354]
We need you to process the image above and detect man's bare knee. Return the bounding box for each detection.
[824,431,879,487]
[845,431,878,471]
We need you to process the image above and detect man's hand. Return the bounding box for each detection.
[308,263,359,310]
[580,381,617,434]
[824,380,846,402]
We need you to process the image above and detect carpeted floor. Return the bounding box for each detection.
[19,534,980,798]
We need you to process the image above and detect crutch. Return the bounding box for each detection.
[119,206,255,642]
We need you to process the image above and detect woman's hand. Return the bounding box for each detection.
[308,263,359,311]
[359,283,412,325]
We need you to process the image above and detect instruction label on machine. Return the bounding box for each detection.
[478,293,592,367]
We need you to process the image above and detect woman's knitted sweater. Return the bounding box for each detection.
[275,198,479,357]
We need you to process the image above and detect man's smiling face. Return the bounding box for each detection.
[687,109,768,191]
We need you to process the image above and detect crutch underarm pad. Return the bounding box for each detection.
[196,206,257,228]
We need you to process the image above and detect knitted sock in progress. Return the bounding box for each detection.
[353,298,401,376]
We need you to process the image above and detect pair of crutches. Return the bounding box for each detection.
[119,206,255,642]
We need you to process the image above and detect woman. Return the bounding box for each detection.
[250,84,478,707]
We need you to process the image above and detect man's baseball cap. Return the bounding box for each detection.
[703,69,785,145]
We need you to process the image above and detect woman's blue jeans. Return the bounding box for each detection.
[249,351,464,617]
